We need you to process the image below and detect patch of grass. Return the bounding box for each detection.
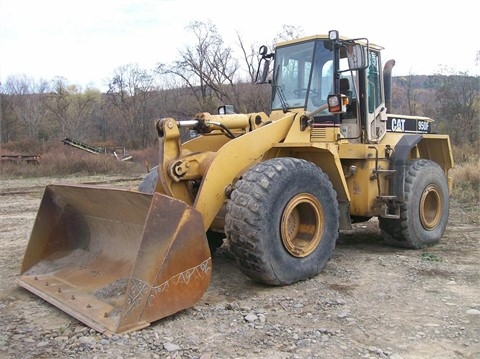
[420,252,442,262]
[450,147,480,223]
[452,143,479,164]
[452,159,480,186]
[127,146,158,172]
[1,141,147,178]
[0,335,9,348]
[0,138,46,154]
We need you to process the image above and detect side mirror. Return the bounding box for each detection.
[255,45,273,84]
[218,105,236,115]
[346,43,368,70]
[259,45,268,56]
[257,59,271,84]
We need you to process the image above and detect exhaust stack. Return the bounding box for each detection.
[383,59,396,113]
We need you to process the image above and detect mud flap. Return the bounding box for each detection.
[17,184,211,334]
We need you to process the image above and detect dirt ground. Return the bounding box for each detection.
[0,175,479,359]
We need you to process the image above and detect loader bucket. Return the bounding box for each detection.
[17,184,211,334]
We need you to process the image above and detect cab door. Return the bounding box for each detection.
[365,50,387,143]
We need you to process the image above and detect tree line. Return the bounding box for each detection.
[1,21,478,150]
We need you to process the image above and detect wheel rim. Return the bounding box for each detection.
[280,193,324,257]
[419,184,442,230]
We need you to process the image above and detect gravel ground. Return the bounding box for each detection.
[0,175,479,359]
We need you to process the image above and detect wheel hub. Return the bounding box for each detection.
[281,194,324,257]
[419,184,442,230]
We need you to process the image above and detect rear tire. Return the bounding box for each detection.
[379,159,450,249]
[137,166,224,253]
[138,166,159,194]
[225,158,339,285]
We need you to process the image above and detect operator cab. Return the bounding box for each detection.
[258,30,388,143]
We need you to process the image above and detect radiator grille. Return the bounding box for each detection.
[310,127,327,141]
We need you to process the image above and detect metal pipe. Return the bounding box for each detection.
[383,59,395,113]
[177,120,200,128]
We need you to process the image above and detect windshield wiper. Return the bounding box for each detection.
[275,85,289,113]
[273,64,289,113]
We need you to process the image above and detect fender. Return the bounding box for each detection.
[391,134,422,202]
[391,134,454,201]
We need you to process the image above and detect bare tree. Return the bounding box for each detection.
[158,21,239,112]
[230,33,272,113]
[396,75,420,116]
[429,70,480,147]
[67,89,102,140]
[154,74,200,119]
[45,77,72,138]
[273,25,305,44]
[0,91,18,143]
[44,78,100,141]
[235,32,262,84]
[1,75,49,140]
[106,64,157,148]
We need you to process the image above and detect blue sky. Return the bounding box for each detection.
[1,0,478,90]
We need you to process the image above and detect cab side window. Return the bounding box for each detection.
[367,51,382,113]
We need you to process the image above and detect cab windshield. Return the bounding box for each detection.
[271,39,354,116]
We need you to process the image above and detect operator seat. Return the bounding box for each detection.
[340,78,356,119]
[340,78,352,99]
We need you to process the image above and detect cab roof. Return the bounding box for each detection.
[275,33,384,51]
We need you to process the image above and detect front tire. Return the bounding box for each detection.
[138,166,159,194]
[225,158,339,285]
[379,159,450,249]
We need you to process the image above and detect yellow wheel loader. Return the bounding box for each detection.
[17,30,454,334]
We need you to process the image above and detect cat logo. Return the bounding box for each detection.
[391,118,405,132]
